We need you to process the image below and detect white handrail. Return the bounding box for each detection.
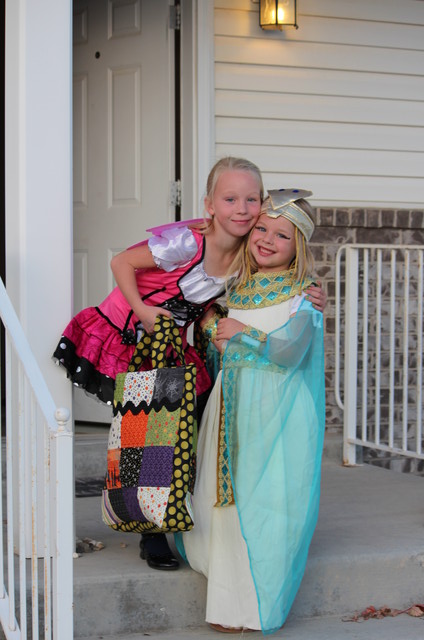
[0,278,73,639]
[0,279,58,431]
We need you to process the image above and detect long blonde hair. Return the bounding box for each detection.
[229,197,316,290]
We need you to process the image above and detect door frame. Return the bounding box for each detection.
[180,0,214,218]
[193,0,215,213]
[4,0,73,412]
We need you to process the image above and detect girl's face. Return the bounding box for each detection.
[250,214,297,273]
[205,170,262,239]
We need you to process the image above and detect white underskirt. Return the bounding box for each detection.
[183,371,261,630]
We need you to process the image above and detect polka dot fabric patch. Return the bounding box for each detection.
[138,486,170,527]
[120,447,144,487]
[123,370,157,407]
[145,406,179,447]
[108,412,122,450]
[113,373,126,406]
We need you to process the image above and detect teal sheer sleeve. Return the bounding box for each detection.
[222,298,325,634]
[205,342,222,385]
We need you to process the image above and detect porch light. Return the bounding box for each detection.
[259,0,298,30]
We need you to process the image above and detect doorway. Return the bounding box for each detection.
[72,0,181,423]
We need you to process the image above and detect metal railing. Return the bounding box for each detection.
[0,278,73,639]
[335,244,424,467]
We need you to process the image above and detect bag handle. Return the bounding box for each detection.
[128,315,186,372]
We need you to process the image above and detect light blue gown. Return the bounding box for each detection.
[180,291,325,634]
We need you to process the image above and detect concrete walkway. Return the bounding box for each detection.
[73,458,424,638]
[76,613,424,640]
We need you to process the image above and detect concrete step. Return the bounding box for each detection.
[73,460,424,638]
[75,613,424,640]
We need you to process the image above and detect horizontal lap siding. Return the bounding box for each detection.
[213,0,424,207]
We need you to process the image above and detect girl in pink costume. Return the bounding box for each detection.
[53,157,267,409]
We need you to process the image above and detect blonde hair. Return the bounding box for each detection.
[205,157,264,202]
[195,157,264,236]
[230,197,315,290]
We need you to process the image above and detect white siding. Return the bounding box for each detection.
[213,0,424,207]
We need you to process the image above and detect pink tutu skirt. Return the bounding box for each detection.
[53,306,211,406]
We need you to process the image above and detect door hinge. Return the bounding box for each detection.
[170,4,181,30]
[170,180,182,207]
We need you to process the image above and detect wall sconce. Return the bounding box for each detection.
[259,0,298,30]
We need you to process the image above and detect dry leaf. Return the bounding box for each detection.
[344,603,424,623]
[361,605,377,619]
[82,537,105,551]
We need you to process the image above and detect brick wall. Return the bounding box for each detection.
[310,208,424,437]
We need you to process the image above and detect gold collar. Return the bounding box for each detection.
[228,270,312,310]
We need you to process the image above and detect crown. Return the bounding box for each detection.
[265,189,314,241]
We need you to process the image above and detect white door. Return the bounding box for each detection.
[72,0,175,422]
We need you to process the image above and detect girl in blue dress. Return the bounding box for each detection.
[181,189,326,633]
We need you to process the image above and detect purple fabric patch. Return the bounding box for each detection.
[123,487,146,521]
[138,446,174,487]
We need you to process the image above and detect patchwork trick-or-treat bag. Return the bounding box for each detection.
[101,315,197,534]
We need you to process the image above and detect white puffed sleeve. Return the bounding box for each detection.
[148,227,199,272]
[289,292,306,315]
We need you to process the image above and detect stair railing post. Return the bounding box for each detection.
[343,246,359,465]
[52,408,73,640]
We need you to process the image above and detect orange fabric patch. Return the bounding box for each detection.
[121,411,149,448]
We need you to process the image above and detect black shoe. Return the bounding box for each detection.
[139,534,180,571]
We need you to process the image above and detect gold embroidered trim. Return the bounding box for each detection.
[202,315,219,342]
[193,305,227,362]
[228,269,312,310]
[215,398,234,507]
[242,325,267,342]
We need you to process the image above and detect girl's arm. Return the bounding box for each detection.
[217,285,326,338]
[265,310,315,368]
[197,305,229,354]
[216,303,318,367]
[110,244,172,333]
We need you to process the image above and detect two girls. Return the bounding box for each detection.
[54,160,325,571]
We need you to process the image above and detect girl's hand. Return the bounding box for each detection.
[198,306,219,330]
[137,305,172,334]
[216,318,246,341]
[306,281,327,312]
[213,338,228,354]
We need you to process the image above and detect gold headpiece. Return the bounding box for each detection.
[265,189,314,241]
